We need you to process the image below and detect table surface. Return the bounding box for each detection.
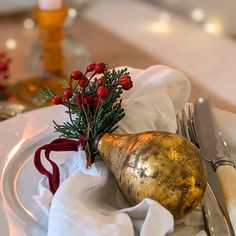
[0,12,236,113]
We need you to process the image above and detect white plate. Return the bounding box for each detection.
[0,105,67,236]
[0,105,236,235]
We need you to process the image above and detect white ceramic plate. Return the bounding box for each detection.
[0,105,236,235]
[0,105,67,236]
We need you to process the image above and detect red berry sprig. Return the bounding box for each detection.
[36,63,133,195]
[48,62,132,167]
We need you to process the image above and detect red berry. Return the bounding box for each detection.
[52,95,62,105]
[97,86,108,98]
[118,75,133,90]
[83,95,93,105]
[71,70,83,80]
[63,88,73,100]
[76,94,82,105]
[92,97,99,108]
[94,63,106,74]
[79,76,89,88]
[86,63,96,72]
[0,62,8,71]
[97,76,107,86]
[0,52,6,58]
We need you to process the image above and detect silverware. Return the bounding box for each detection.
[194,98,236,234]
[176,104,233,236]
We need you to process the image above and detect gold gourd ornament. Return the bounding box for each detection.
[34,64,207,221]
[94,131,207,219]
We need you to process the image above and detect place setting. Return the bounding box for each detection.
[0,0,236,236]
[1,62,236,235]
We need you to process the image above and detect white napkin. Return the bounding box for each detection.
[35,65,201,236]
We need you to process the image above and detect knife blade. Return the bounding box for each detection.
[202,183,233,236]
[194,98,236,234]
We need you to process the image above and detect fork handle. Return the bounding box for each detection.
[216,165,236,234]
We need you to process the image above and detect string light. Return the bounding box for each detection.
[147,3,226,37]
[68,8,77,18]
[191,9,205,22]
[5,39,17,50]
[23,18,35,30]
[203,21,223,36]
[149,13,171,34]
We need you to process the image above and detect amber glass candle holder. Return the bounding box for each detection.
[13,5,67,107]
[36,5,67,76]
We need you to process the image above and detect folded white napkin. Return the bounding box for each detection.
[35,65,206,236]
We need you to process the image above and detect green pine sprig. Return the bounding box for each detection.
[38,63,133,167]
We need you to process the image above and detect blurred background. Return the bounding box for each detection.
[0,0,236,115]
[1,0,235,35]
[149,0,236,36]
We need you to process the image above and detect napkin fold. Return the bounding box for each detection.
[47,154,174,236]
[35,65,199,236]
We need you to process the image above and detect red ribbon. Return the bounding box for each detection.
[34,137,86,194]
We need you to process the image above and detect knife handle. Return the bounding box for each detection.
[216,165,236,233]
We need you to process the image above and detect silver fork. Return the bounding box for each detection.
[176,103,233,236]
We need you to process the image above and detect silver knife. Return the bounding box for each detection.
[194,98,236,234]
[202,183,233,236]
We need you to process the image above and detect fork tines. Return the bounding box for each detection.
[176,103,199,147]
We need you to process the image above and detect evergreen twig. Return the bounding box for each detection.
[38,64,133,166]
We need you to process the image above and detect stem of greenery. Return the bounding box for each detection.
[37,67,131,166]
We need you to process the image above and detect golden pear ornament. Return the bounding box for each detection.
[94,131,207,219]
[34,64,207,221]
